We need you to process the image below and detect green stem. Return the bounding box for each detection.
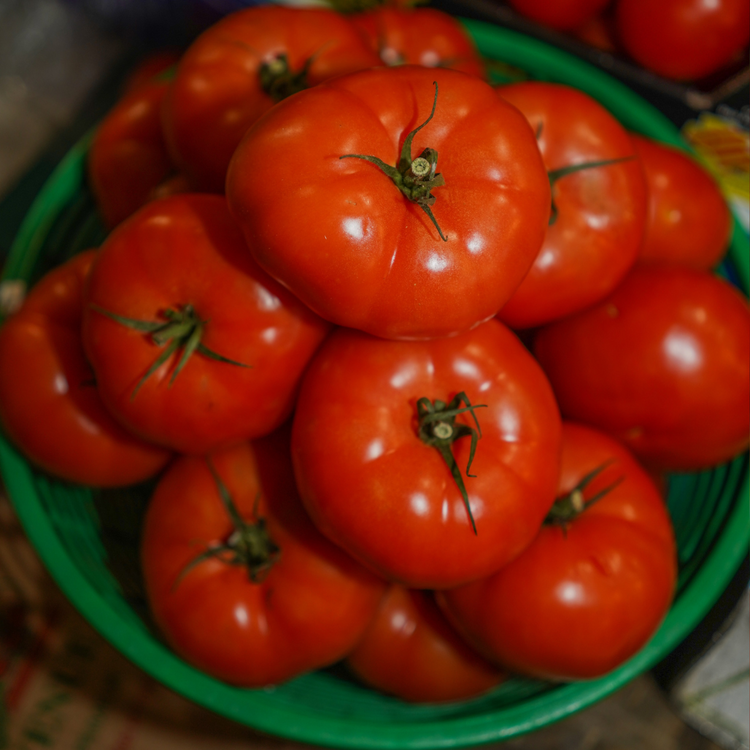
[90,303,250,398]
[417,391,487,534]
[174,460,281,590]
[340,81,447,241]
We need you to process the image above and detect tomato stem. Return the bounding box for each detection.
[340,81,447,241]
[416,391,487,534]
[173,460,281,591]
[544,460,624,531]
[89,303,250,398]
[258,52,316,103]
[546,156,633,226]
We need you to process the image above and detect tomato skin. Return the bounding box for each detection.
[437,422,677,681]
[508,0,612,30]
[88,79,177,228]
[615,0,750,81]
[0,252,171,486]
[81,194,331,455]
[292,319,562,589]
[227,65,551,340]
[346,584,503,703]
[162,6,380,192]
[495,82,646,330]
[142,430,386,687]
[631,133,731,270]
[533,266,750,471]
[351,7,486,78]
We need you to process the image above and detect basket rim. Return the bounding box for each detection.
[1,19,748,749]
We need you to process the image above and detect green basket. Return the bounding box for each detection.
[1,20,748,749]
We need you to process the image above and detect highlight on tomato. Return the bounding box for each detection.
[346,583,503,703]
[162,5,380,192]
[82,194,331,455]
[533,265,750,471]
[437,421,677,681]
[495,81,647,330]
[291,318,562,589]
[0,251,172,487]
[630,133,731,270]
[141,428,386,687]
[227,65,551,340]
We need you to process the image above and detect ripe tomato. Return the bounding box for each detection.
[141,428,386,687]
[615,0,750,81]
[351,7,486,78]
[162,6,380,192]
[346,584,503,703]
[0,252,171,486]
[495,82,646,329]
[227,65,551,340]
[437,422,677,681]
[292,319,562,589]
[507,0,612,30]
[631,133,731,270]
[82,194,331,455]
[88,78,177,228]
[123,50,179,94]
[533,265,750,471]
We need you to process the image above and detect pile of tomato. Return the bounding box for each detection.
[1,3,748,705]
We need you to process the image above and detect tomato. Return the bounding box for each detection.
[89,78,177,228]
[141,428,386,687]
[495,82,646,330]
[346,584,503,702]
[533,265,750,471]
[437,422,677,681]
[162,6,380,192]
[291,318,562,589]
[508,0,612,30]
[81,194,331,455]
[0,252,171,486]
[351,7,486,78]
[615,0,750,81]
[227,65,551,340]
[631,133,731,270]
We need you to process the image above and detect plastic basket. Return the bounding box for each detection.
[1,20,748,749]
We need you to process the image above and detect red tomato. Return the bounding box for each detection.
[81,194,331,455]
[437,422,677,681]
[351,7,486,78]
[346,584,503,703]
[142,429,386,686]
[162,6,380,192]
[631,133,731,270]
[495,82,646,329]
[88,79,177,228]
[0,252,171,486]
[227,65,551,340]
[292,319,562,589]
[533,265,750,471]
[508,0,612,30]
[615,0,750,81]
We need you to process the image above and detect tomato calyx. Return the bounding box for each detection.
[258,52,315,103]
[90,303,250,398]
[340,81,447,241]
[175,459,281,590]
[544,460,623,532]
[416,391,487,534]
